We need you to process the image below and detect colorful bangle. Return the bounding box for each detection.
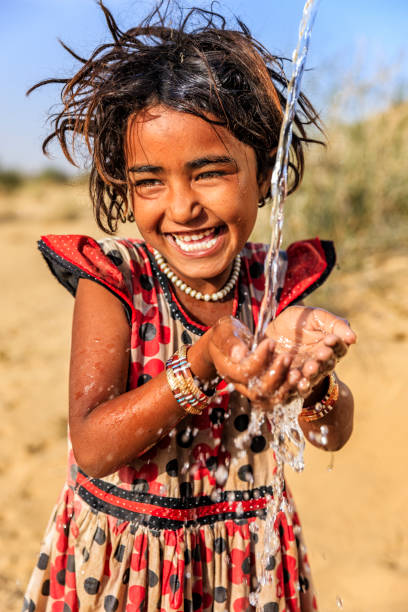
[166,345,210,415]
[299,372,339,422]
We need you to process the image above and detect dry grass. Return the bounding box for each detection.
[252,101,408,270]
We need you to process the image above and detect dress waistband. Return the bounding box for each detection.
[76,471,285,530]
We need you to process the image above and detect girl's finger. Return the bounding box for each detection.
[297,376,312,397]
[211,337,274,384]
[258,353,292,396]
[269,366,302,404]
[329,319,357,345]
[238,338,276,380]
[322,335,348,359]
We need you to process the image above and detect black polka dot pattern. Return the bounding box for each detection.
[122,568,130,584]
[93,526,106,545]
[56,569,66,586]
[181,330,192,345]
[41,580,50,596]
[234,414,249,431]
[193,592,202,610]
[214,537,227,554]
[238,464,254,482]
[67,555,75,572]
[299,575,310,592]
[184,599,192,612]
[250,435,266,453]
[263,604,279,612]
[22,598,36,612]
[140,274,154,291]
[249,261,264,278]
[165,459,179,477]
[37,553,49,570]
[209,407,225,425]
[241,556,251,574]
[148,569,159,587]
[169,574,180,592]
[266,556,276,571]
[139,322,156,341]
[106,250,124,266]
[137,373,152,387]
[176,429,193,448]
[214,586,227,603]
[104,595,119,611]
[84,577,100,595]
[114,544,125,563]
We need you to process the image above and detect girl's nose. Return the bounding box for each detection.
[166,183,203,224]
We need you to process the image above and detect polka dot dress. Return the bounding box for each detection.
[23,235,335,612]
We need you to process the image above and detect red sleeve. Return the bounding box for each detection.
[276,238,335,315]
[38,234,135,324]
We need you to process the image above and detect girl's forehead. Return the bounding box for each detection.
[125,105,256,166]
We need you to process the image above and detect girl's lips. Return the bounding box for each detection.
[164,225,226,257]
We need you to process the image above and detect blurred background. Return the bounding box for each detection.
[1,1,407,610]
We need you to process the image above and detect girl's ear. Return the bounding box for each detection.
[257,148,276,200]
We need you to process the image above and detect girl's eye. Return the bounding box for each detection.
[132,178,163,192]
[196,170,225,180]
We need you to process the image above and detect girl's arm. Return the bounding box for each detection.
[69,279,216,478]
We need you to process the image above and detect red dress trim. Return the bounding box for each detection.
[39,235,335,323]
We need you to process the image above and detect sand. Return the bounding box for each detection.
[1,183,407,611]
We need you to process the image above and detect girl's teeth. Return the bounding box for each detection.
[172,228,217,250]
[175,228,213,243]
[173,234,218,252]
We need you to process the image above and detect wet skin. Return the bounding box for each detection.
[69,106,356,478]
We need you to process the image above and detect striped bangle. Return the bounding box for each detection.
[166,345,210,415]
[300,372,339,422]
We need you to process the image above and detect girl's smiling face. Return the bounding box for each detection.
[126,105,271,293]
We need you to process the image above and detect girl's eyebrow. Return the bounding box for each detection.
[128,156,236,174]
[187,155,236,169]
[128,164,162,174]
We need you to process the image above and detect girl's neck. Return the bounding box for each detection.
[172,285,236,328]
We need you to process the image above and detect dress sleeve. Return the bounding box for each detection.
[276,238,336,315]
[38,234,136,324]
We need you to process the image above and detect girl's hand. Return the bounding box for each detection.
[265,305,357,397]
[200,316,300,403]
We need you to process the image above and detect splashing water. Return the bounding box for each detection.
[248,0,321,606]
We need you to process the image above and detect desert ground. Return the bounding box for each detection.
[1,182,407,611]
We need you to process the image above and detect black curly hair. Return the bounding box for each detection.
[28,1,323,233]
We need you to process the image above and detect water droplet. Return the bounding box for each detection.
[215,464,228,486]
[336,595,344,609]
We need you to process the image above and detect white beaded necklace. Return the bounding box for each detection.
[153,249,241,302]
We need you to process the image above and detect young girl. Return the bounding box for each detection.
[24,3,356,611]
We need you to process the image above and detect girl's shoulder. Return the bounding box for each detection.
[38,234,150,322]
[243,238,336,308]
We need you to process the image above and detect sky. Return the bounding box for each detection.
[1,0,407,174]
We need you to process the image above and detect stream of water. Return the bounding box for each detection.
[248,0,321,606]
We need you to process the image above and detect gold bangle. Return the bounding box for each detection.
[165,346,210,415]
[300,372,339,422]
[166,363,203,414]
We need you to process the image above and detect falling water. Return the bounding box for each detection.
[247,1,321,606]
[254,0,320,346]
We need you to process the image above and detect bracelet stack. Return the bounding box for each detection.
[166,345,211,415]
[299,372,339,422]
